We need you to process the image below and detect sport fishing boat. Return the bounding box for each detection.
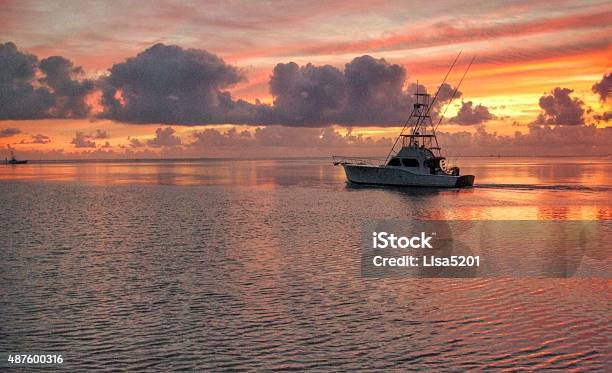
[333,60,475,187]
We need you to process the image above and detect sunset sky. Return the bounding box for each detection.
[0,0,610,158]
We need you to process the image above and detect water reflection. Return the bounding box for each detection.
[1,157,610,370]
[1,157,609,187]
[0,157,610,222]
[345,182,442,197]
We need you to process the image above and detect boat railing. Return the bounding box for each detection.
[332,156,385,166]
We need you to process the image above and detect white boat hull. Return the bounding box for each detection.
[343,164,474,188]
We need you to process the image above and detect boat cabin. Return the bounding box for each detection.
[386,146,454,175]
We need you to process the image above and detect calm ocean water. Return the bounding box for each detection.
[1,157,610,370]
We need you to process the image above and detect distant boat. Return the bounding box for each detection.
[5,150,28,165]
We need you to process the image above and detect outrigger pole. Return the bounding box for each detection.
[434,55,476,132]
[414,51,463,130]
[383,51,462,164]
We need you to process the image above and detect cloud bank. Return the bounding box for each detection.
[2,42,474,127]
[99,46,465,126]
[266,56,459,126]
[129,123,610,157]
[191,126,392,148]
[9,122,611,160]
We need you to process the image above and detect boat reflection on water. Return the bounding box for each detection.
[345,180,442,197]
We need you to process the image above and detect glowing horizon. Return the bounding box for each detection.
[0,0,610,158]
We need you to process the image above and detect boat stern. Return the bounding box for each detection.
[455,174,475,187]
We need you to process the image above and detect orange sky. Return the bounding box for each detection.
[0,0,610,158]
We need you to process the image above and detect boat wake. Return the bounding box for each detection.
[475,183,612,192]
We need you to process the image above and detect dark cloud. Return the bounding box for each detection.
[147,127,181,147]
[430,82,463,123]
[20,134,51,144]
[534,87,585,126]
[71,131,96,148]
[449,101,495,125]
[267,55,461,126]
[432,82,461,109]
[592,72,610,102]
[0,42,53,119]
[38,56,94,117]
[343,55,411,124]
[100,43,261,125]
[0,42,93,119]
[0,127,21,137]
[269,62,346,125]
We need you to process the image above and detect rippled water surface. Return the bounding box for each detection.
[1,157,610,370]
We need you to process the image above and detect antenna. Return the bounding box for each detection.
[434,55,476,132]
[415,51,462,129]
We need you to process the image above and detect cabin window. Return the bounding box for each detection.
[388,158,401,166]
[401,158,419,167]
